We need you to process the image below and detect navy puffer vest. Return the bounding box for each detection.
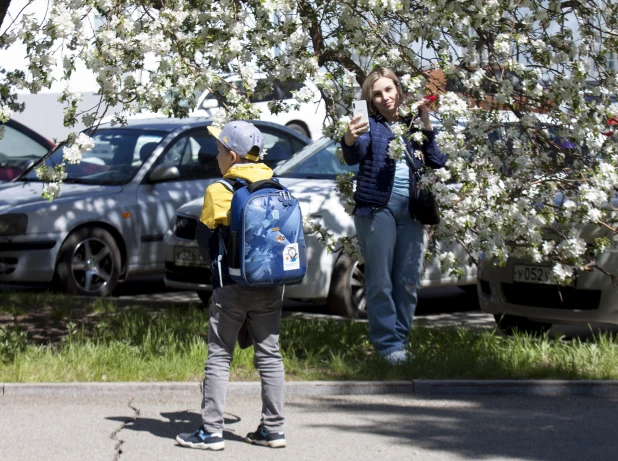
[341,114,447,217]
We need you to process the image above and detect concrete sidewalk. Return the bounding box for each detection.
[1,386,617,461]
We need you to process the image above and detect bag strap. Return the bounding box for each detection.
[216,179,235,192]
[217,177,283,193]
[381,121,423,174]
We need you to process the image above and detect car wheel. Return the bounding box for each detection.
[197,290,212,306]
[56,227,121,297]
[493,314,552,336]
[286,122,309,138]
[327,254,367,318]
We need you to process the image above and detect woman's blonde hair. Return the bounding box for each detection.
[360,67,404,116]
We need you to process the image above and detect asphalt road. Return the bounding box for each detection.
[1,390,617,461]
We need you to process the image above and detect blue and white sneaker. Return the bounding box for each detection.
[245,424,286,448]
[176,427,225,450]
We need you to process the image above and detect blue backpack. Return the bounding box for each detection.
[215,178,307,287]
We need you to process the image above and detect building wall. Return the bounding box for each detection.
[10,92,125,141]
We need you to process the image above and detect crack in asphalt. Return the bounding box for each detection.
[110,397,140,461]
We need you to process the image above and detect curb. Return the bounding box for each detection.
[3,380,618,397]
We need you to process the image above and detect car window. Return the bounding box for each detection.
[277,141,358,178]
[0,124,49,159]
[152,129,220,180]
[0,124,51,181]
[24,128,166,185]
[276,80,308,100]
[261,130,296,169]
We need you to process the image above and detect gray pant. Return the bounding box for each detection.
[201,284,285,433]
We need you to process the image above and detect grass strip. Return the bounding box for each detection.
[1,291,618,382]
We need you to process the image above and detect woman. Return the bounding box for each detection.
[342,67,447,364]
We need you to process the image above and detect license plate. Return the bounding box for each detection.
[174,246,206,267]
[513,265,552,284]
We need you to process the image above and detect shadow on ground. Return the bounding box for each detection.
[106,411,246,443]
[288,393,618,461]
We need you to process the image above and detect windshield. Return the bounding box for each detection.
[275,139,358,179]
[24,129,166,185]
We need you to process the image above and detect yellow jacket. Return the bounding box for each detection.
[200,163,274,229]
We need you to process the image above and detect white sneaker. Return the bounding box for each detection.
[384,350,408,365]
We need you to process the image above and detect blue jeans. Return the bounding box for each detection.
[354,193,425,356]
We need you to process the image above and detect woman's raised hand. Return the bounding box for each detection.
[344,115,369,146]
[417,103,433,131]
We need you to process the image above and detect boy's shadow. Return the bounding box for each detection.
[106,411,246,443]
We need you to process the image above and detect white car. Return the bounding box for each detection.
[478,203,618,334]
[163,137,477,317]
[192,77,326,140]
[476,118,618,334]
[105,77,327,141]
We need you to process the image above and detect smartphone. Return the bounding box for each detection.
[353,100,370,133]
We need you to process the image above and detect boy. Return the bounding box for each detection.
[176,121,286,450]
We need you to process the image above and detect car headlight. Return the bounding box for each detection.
[0,214,28,236]
[174,215,198,240]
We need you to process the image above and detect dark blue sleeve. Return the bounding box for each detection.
[412,128,447,169]
[340,119,373,166]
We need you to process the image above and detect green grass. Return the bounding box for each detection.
[1,291,618,382]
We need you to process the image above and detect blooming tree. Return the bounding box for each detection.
[1,0,618,281]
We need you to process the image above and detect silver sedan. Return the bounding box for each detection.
[0,118,310,296]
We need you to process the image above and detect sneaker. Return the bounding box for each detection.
[245,424,286,448]
[384,349,410,365]
[176,427,225,450]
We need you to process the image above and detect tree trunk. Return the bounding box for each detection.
[0,0,11,31]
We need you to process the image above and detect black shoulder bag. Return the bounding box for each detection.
[383,121,441,225]
[402,140,441,226]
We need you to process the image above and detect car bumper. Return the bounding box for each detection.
[0,234,61,283]
[163,230,334,299]
[163,230,212,290]
[478,255,618,325]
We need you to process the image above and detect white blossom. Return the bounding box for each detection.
[0,0,614,283]
[0,105,12,123]
[62,145,82,164]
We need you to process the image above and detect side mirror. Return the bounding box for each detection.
[149,165,180,182]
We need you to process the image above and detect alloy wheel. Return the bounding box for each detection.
[70,237,115,293]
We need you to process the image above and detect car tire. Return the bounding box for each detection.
[493,314,552,336]
[286,122,309,138]
[197,290,212,306]
[56,227,121,297]
[327,254,367,318]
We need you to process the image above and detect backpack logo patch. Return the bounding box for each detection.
[283,243,300,271]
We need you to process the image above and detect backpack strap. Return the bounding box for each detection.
[246,179,285,193]
[216,178,244,192]
[218,178,283,193]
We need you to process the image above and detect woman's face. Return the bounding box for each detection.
[371,77,400,119]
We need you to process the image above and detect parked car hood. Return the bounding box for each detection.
[173,177,320,219]
[0,181,123,213]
